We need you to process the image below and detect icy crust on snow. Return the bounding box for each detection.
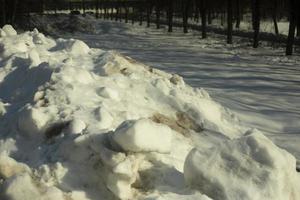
[0,26,299,200]
[184,130,300,200]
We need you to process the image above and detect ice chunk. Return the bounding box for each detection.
[112,119,172,153]
[18,106,49,137]
[68,40,90,56]
[3,173,41,200]
[2,25,17,36]
[66,119,86,134]
[184,130,300,200]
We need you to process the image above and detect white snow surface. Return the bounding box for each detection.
[0,25,299,200]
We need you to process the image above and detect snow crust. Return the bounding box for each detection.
[0,25,299,200]
[184,130,300,200]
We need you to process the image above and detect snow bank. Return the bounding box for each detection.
[1,25,299,200]
[112,119,172,153]
[184,129,300,200]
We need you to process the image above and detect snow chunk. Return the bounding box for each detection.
[112,119,172,153]
[2,25,17,36]
[0,153,30,179]
[0,28,7,37]
[66,119,86,134]
[96,87,119,100]
[42,187,65,200]
[68,40,90,56]
[18,106,49,137]
[3,173,41,200]
[184,130,300,200]
[106,173,133,200]
[94,107,114,129]
[29,49,41,66]
[70,191,91,200]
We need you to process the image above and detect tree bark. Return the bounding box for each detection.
[227,0,233,44]
[286,0,297,55]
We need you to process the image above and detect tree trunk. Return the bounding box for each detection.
[82,0,85,15]
[297,13,300,37]
[183,0,191,33]
[167,0,174,32]
[235,0,240,28]
[125,6,129,23]
[200,0,207,38]
[272,0,279,35]
[155,1,160,29]
[286,0,297,55]
[227,0,233,44]
[139,6,143,26]
[96,0,99,18]
[11,0,18,25]
[110,7,113,20]
[252,0,260,48]
[115,5,119,21]
[146,4,151,27]
[1,0,6,26]
[208,8,212,25]
[132,7,135,24]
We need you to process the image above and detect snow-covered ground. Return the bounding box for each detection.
[56,19,300,160]
[0,16,300,200]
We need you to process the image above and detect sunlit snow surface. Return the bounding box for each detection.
[58,18,300,160]
[0,20,300,200]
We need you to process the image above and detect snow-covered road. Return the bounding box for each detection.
[64,20,300,158]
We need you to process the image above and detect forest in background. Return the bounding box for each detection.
[0,0,299,55]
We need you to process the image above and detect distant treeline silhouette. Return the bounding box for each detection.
[0,0,299,55]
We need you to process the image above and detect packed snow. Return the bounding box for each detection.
[0,24,299,200]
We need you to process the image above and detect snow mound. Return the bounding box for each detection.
[112,119,172,153]
[184,129,300,200]
[1,26,299,200]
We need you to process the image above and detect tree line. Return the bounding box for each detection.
[0,0,299,55]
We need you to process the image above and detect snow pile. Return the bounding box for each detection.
[0,25,299,200]
[19,14,96,36]
[184,129,300,200]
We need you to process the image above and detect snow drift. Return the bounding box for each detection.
[0,25,299,200]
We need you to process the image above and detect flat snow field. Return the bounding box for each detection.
[61,19,300,160]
